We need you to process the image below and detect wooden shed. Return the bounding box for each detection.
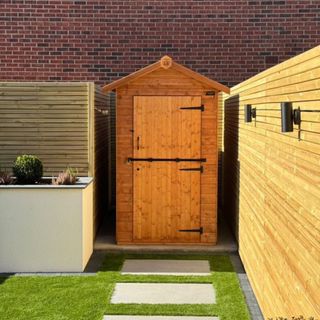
[103,56,230,245]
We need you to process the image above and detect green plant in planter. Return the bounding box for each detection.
[13,155,43,184]
[0,169,13,185]
[52,167,78,185]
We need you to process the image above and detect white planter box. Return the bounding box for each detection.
[0,177,93,273]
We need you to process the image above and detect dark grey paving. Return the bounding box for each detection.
[229,254,264,320]
[6,272,96,277]
[103,317,219,320]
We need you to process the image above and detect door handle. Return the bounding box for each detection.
[137,136,140,150]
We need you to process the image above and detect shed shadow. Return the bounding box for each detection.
[222,94,240,243]
[0,275,11,286]
[86,252,236,274]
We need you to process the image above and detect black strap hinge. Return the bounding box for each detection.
[179,227,203,234]
[180,104,204,111]
[179,166,203,173]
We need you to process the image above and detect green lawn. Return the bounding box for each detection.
[0,254,251,320]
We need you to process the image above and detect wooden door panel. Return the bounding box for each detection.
[171,163,201,242]
[133,96,202,243]
[133,162,171,241]
[133,162,201,242]
[133,96,201,158]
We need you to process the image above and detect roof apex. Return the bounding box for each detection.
[102,56,230,94]
[160,55,173,69]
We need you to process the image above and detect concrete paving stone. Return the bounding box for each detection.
[111,283,216,304]
[121,259,211,276]
[103,316,219,320]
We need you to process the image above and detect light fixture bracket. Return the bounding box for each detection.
[251,108,256,119]
[244,104,256,123]
[293,107,301,125]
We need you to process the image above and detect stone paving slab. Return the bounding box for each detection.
[104,316,219,320]
[111,283,216,304]
[121,259,211,275]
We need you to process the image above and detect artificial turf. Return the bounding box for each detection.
[0,254,251,320]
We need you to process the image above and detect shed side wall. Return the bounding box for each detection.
[222,45,320,317]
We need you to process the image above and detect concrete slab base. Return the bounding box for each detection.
[94,216,237,254]
[121,259,211,275]
[111,283,216,304]
[103,317,219,320]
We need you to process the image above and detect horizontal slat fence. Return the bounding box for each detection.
[0,82,89,176]
[222,45,320,318]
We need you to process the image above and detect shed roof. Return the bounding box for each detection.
[102,56,230,94]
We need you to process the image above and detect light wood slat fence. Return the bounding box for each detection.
[0,82,89,175]
[221,45,320,318]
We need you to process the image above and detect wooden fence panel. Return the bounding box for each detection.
[222,45,320,318]
[0,82,89,176]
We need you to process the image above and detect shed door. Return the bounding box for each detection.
[133,96,202,243]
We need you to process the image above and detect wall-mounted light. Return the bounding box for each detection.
[244,104,256,123]
[242,101,319,141]
[280,102,301,132]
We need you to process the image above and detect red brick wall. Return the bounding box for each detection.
[1,0,319,87]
